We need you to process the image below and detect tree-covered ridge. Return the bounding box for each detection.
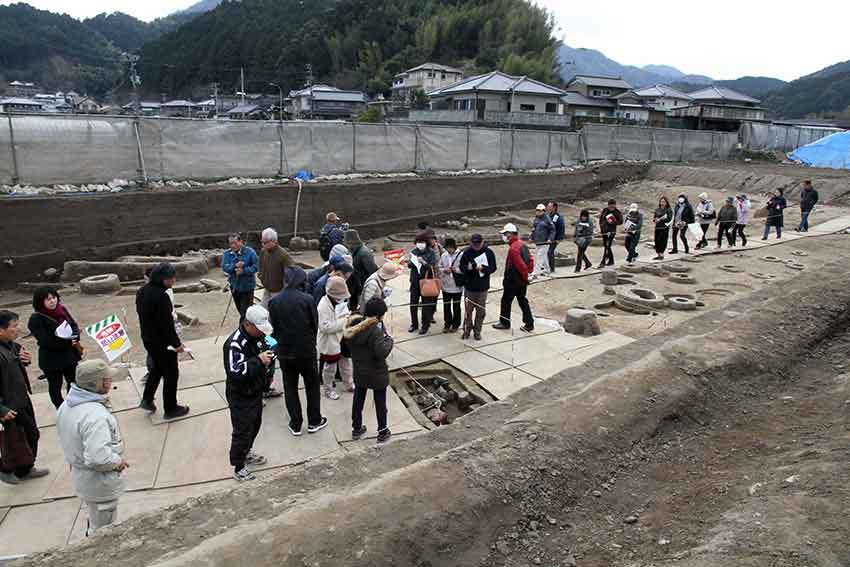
[83,11,195,53]
[765,71,850,119]
[138,0,559,98]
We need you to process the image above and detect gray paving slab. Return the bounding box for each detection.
[153,410,234,488]
[149,384,227,425]
[476,332,592,367]
[0,426,65,508]
[443,350,510,377]
[0,497,81,556]
[472,368,541,400]
[519,331,634,380]
[393,333,468,362]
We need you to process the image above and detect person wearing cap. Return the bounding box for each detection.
[530,203,555,279]
[671,193,695,254]
[222,233,259,320]
[312,260,354,306]
[136,263,190,420]
[319,212,348,261]
[408,228,440,335]
[623,204,644,264]
[797,180,818,233]
[715,196,739,249]
[493,223,535,332]
[316,276,354,400]
[269,267,327,436]
[598,199,623,268]
[344,229,378,312]
[56,359,127,534]
[258,228,293,308]
[734,193,751,246]
[438,238,464,333]
[222,305,275,482]
[459,234,497,340]
[360,262,400,310]
[547,202,565,274]
[694,192,716,250]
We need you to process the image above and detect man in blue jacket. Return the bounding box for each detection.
[547,201,565,274]
[222,233,259,320]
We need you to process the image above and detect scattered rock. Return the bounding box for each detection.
[456,391,473,410]
[623,515,638,524]
[564,554,577,566]
[600,268,619,285]
[496,541,510,556]
[425,408,448,425]
[591,490,602,497]
[564,308,601,336]
[176,310,199,326]
[658,537,671,546]
[748,482,764,496]
[289,237,308,251]
[43,267,59,280]
[200,278,222,290]
[784,475,799,484]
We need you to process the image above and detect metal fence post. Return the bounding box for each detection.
[6,114,20,185]
[413,124,420,172]
[679,129,686,161]
[277,122,291,177]
[509,126,515,170]
[546,131,552,168]
[648,128,655,161]
[579,129,588,163]
[464,124,471,170]
[351,122,357,172]
[795,127,802,152]
[133,117,148,185]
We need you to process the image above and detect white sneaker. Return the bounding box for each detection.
[325,386,340,400]
[246,451,267,467]
[233,467,256,482]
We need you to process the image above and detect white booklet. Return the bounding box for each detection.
[473,253,489,276]
[55,320,74,339]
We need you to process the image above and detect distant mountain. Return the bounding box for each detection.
[178,0,225,15]
[558,44,713,87]
[717,76,786,99]
[765,69,850,118]
[800,59,850,80]
[83,11,194,52]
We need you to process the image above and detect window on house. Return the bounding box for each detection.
[545,102,557,113]
[520,103,536,111]
[441,73,446,79]
[592,90,600,96]
[428,71,435,78]
[625,112,631,119]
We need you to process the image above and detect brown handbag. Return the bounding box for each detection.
[418,266,442,298]
[0,420,35,471]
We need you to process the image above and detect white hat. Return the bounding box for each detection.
[245,305,273,335]
[501,223,518,234]
[628,203,639,212]
[698,192,708,200]
[535,203,546,211]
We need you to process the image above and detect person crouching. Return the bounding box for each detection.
[223,305,275,481]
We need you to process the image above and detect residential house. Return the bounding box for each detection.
[160,100,197,118]
[288,85,367,119]
[0,97,43,113]
[195,99,216,117]
[75,97,100,114]
[122,101,161,116]
[630,85,692,111]
[225,104,267,120]
[612,91,654,124]
[392,62,464,108]
[427,71,566,117]
[7,81,39,97]
[565,75,632,100]
[560,92,615,118]
[669,86,766,130]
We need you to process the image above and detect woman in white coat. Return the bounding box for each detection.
[316,276,354,400]
[733,193,752,246]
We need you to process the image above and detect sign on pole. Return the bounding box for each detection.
[383,249,407,266]
[85,314,132,362]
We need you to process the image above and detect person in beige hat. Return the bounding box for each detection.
[359,261,400,309]
[56,359,128,535]
[317,276,353,400]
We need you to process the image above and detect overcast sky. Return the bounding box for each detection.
[5,0,849,81]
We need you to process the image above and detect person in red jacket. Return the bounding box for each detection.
[493,223,535,332]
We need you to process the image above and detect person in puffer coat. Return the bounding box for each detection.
[573,209,595,272]
[715,196,738,248]
[56,360,127,536]
[733,193,751,246]
[344,298,394,444]
[316,276,354,400]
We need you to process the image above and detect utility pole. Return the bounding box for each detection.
[212,82,219,118]
[305,64,314,119]
[240,67,246,106]
[123,53,142,116]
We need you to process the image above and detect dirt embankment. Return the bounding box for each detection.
[21,238,850,567]
[647,162,850,203]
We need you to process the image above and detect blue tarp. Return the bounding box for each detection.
[789,131,850,170]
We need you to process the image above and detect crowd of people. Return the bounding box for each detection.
[0,181,820,532]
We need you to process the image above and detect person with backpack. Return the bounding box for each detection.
[343,230,378,312]
[573,209,594,272]
[319,212,347,261]
[694,193,716,250]
[438,238,463,333]
[670,193,695,254]
[598,199,623,268]
[408,229,440,335]
[493,223,534,333]
[715,196,738,249]
[459,234,497,341]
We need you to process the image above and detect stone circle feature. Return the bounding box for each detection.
[762,255,783,263]
[784,262,805,271]
[663,263,692,274]
[750,272,776,280]
[718,264,744,273]
[79,273,121,295]
[668,273,696,284]
[668,296,697,311]
[616,287,665,310]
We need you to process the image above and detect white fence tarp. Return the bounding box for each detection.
[0,117,13,185]
[741,122,842,152]
[417,125,468,171]
[354,123,416,172]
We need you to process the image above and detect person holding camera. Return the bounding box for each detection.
[223,305,276,482]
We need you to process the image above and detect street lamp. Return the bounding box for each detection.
[269,83,283,122]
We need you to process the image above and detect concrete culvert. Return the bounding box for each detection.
[621,264,644,274]
[663,263,692,274]
[785,262,806,271]
[668,273,696,284]
[719,264,744,273]
[616,287,665,310]
[762,255,783,263]
[79,273,121,295]
[668,296,697,311]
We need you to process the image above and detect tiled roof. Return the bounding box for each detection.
[429,71,565,97]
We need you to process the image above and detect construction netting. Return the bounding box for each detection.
[740,122,842,153]
[0,115,745,186]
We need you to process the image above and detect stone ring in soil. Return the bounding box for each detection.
[750,272,777,280]
[718,264,744,273]
[664,263,692,274]
[616,287,666,310]
[668,273,697,284]
[790,250,808,257]
[761,255,783,263]
[668,296,698,311]
[79,273,121,295]
[784,262,805,271]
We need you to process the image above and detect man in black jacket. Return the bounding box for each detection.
[458,234,497,341]
[136,263,189,420]
[269,267,327,436]
[343,229,378,311]
[223,305,275,482]
[0,310,50,484]
[598,200,623,268]
[797,180,819,233]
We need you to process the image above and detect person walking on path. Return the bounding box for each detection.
[27,287,83,408]
[670,193,695,254]
[222,233,259,319]
[438,238,463,333]
[763,188,787,240]
[56,359,128,533]
[530,204,555,279]
[317,276,354,401]
[547,202,565,274]
[797,180,819,233]
[694,192,716,249]
[344,230,378,312]
[0,310,50,485]
[269,267,327,436]
[715,196,738,249]
[359,262,400,309]
[459,234,497,341]
[319,212,348,261]
[222,305,275,482]
[136,263,190,420]
[598,200,623,268]
[258,228,292,308]
[344,298,394,444]
[623,204,644,265]
[734,193,751,246]
[573,209,594,272]
[408,229,440,335]
[493,224,535,333]
[652,197,673,261]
